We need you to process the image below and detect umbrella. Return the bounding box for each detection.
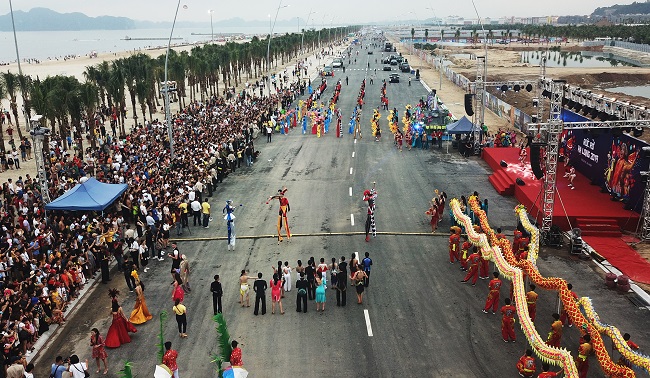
[154,364,172,378]
[223,366,248,378]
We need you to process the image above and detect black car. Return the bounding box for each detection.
[389,73,400,83]
[383,64,392,71]
[400,62,410,72]
[368,50,374,54]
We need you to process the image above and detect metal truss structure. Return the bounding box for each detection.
[472,56,486,154]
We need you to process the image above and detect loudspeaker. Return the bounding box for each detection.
[464,93,474,116]
[516,177,525,186]
[500,160,508,167]
[530,145,544,179]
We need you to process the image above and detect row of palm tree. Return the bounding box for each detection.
[0,27,354,154]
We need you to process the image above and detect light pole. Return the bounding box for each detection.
[8,0,22,75]
[208,10,215,44]
[266,2,290,96]
[164,1,185,160]
[301,10,316,54]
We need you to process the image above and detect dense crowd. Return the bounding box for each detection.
[0,87,292,374]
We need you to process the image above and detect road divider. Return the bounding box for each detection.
[351,214,355,226]
[364,309,373,337]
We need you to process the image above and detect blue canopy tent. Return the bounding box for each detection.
[445,116,477,134]
[44,178,128,211]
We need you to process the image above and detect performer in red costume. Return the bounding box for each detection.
[546,313,563,348]
[425,198,439,232]
[267,187,291,244]
[461,247,480,285]
[526,284,538,322]
[516,349,536,377]
[448,227,460,264]
[460,236,471,270]
[501,298,517,342]
[483,272,502,314]
[619,333,640,367]
[575,334,592,378]
[363,185,377,242]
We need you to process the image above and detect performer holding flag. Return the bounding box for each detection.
[223,200,238,251]
[363,183,377,242]
[267,187,291,244]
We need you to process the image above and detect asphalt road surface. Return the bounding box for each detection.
[33,40,650,378]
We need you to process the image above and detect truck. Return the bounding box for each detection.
[384,42,393,52]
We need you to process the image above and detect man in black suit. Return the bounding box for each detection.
[210,275,223,314]
[336,256,348,307]
[253,272,267,315]
[295,272,309,313]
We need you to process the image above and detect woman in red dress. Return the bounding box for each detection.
[105,290,137,348]
[172,273,185,303]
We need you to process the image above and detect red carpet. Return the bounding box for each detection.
[482,147,640,232]
[582,236,650,285]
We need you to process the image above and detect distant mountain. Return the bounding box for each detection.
[592,1,650,17]
[0,7,136,31]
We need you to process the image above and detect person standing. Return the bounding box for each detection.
[123,260,136,292]
[461,247,481,286]
[516,349,536,378]
[361,252,373,287]
[253,272,267,315]
[50,356,66,378]
[169,243,181,275]
[526,284,539,321]
[269,273,285,315]
[538,363,561,378]
[211,275,223,314]
[180,254,191,292]
[352,268,367,304]
[173,299,188,338]
[336,256,348,306]
[230,340,243,366]
[66,355,88,378]
[575,334,592,378]
[449,228,461,264]
[239,270,253,307]
[482,272,502,314]
[501,298,516,342]
[191,198,202,227]
[546,313,563,348]
[295,272,308,313]
[201,199,211,228]
[139,242,149,273]
[305,259,316,300]
[162,341,179,378]
[315,275,327,312]
[266,123,273,142]
[6,356,26,377]
[363,189,377,242]
[282,261,292,293]
[128,238,140,270]
[90,328,108,374]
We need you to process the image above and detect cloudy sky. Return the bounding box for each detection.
[0,0,630,24]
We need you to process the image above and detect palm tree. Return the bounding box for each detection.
[411,27,415,42]
[425,28,429,42]
[107,61,127,136]
[0,80,6,153]
[17,74,32,120]
[79,81,99,149]
[2,71,24,140]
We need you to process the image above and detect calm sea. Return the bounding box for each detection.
[0,25,323,63]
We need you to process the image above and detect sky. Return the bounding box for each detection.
[0,0,632,25]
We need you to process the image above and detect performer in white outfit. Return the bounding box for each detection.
[282,262,292,292]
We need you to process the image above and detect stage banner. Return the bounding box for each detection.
[560,110,649,212]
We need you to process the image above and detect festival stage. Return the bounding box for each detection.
[483,147,640,233]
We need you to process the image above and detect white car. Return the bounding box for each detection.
[332,58,343,68]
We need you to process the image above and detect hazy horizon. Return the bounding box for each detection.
[0,0,633,26]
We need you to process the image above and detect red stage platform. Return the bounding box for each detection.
[483,147,640,233]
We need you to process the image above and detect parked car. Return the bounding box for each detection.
[389,73,400,83]
[395,56,404,63]
[383,64,392,71]
[399,62,410,72]
[321,66,334,76]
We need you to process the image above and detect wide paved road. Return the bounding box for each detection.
[35,40,650,378]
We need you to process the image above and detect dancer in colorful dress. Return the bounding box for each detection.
[267,187,291,244]
[105,289,137,348]
[223,200,237,250]
[315,275,327,312]
[363,185,377,242]
[425,198,439,233]
[269,274,285,315]
[129,276,152,325]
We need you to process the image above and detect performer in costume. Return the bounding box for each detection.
[363,185,377,242]
[129,273,153,325]
[223,200,237,250]
[105,289,137,348]
[425,197,439,232]
[267,187,291,244]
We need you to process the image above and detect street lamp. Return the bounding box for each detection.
[267,2,290,96]
[208,10,215,44]
[301,10,316,54]
[164,1,185,160]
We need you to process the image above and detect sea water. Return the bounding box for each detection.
[0,25,313,63]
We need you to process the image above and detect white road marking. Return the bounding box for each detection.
[350,167,353,175]
[354,139,357,144]
[349,187,353,196]
[352,151,355,158]
[364,309,374,337]
[355,251,360,262]
[351,214,355,226]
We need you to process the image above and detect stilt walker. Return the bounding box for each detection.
[223,200,237,251]
[363,183,377,242]
[267,187,291,244]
